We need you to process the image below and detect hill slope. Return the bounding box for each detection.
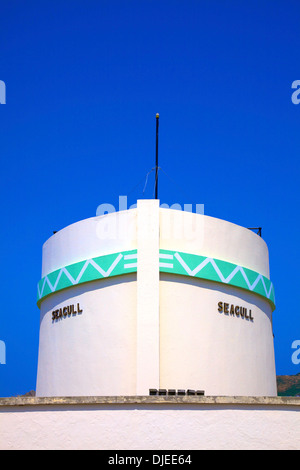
[277,373,300,396]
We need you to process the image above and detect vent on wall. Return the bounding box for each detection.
[149,389,204,396]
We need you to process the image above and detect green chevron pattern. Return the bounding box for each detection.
[37,248,275,310]
[159,249,275,310]
[37,250,137,306]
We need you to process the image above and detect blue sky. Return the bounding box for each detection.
[0,0,299,396]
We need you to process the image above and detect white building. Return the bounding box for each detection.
[35,200,277,397]
[2,199,300,451]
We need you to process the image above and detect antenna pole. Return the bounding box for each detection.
[155,113,159,199]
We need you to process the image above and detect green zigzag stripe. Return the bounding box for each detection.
[37,250,137,306]
[37,249,275,310]
[159,249,275,310]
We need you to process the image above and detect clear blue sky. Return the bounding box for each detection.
[0,0,299,396]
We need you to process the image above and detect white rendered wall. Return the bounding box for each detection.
[36,201,276,397]
[159,208,270,277]
[1,398,299,450]
[36,275,137,396]
[42,209,137,277]
[159,275,276,396]
[159,208,276,396]
[37,209,139,397]
[136,200,160,394]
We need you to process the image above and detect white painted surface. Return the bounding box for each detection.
[0,400,299,450]
[160,275,277,396]
[158,208,276,396]
[36,202,276,397]
[136,200,160,394]
[42,209,137,277]
[160,209,270,278]
[36,275,137,396]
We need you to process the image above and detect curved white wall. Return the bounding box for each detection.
[36,200,276,397]
[160,276,276,396]
[36,276,137,397]
[159,208,270,277]
[42,209,137,277]
[159,208,276,396]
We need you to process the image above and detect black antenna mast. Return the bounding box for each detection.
[155,113,159,199]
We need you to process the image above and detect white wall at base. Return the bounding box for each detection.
[0,398,299,450]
